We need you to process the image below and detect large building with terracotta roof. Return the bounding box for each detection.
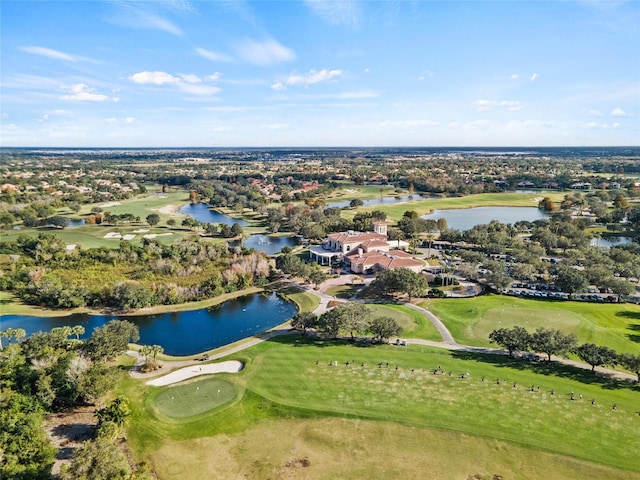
[308,222,423,273]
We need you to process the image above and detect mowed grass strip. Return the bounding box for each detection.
[244,336,640,472]
[422,295,640,354]
[152,378,237,419]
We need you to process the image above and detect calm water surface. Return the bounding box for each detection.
[329,194,425,209]
[230,235,297,255]
[180,203,249,226]
[0,292,296,356]
[422,207,549,231]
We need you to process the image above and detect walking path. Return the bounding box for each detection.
[129,282,637,383]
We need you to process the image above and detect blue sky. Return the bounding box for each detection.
[1,0,639,147]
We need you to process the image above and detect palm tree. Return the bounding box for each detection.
[150,345,164,363]
[71,325,85,340]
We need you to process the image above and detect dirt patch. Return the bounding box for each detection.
[44,405,97,477]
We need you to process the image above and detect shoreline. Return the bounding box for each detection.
[0,287,264,319]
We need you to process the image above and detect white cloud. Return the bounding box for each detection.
[271,82,285,91]
[20,46,78,61]
[611,107,632,117]
[130,71,220,96]
[284,69,342,87]
[304,0,362,28]
[530,73,539,81]
[195,47,233,63]
[130,71,181,85]
[473,99,522,112]
[61,84,112,102]
[109,3,183,36]
[105,118,117,123]
[612,123,621,128]
[448,122,461,129]
[234,38,295,66]
[125,117,135,123]
[511,74,519,80]
[179,74,202,84]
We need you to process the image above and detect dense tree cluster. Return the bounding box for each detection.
[0,321,139,479]
[290,304,403,341]
[0,234,270,311]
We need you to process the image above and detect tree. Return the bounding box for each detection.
[111,281,153,311]
[85,320,139,362]
[538,196,556,212]
[59,437,129,480]
[618,353,640,382]
[47,215,70,229]
[71,325,85,340]
[145,213,160,226]
[167,218,176,227]
[369,268,427,300]
[530,328,577,362]
[575,343,617,372]
[368,316,402,341]
[488,326,530,357]
[554,267,588,296]
[307,267,328,289]
[95,396,130,430]
[318,303,370,339]
[290,312,318,335]
[349,199,364,208]
[0,392,56,480]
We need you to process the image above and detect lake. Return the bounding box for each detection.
[0,292,297,356]
[422,206,549,231]
[590,236,634,248]
[180,203,249,226]
[328,194,425,209]
[229,234,297,255]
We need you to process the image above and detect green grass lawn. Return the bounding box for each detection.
[325,284,361,299]
[420,295,640,354]
[152,378,237,419]
[366,303,442,341]
[122,336,640,479]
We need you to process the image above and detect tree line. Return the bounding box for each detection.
[291,303,403,342]
[488,326,640,382]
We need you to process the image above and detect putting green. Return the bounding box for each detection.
[154,378,237,419]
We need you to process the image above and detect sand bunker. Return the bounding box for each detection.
[146,360,243,386]
[133,229,150,233]
[143,233,173,239]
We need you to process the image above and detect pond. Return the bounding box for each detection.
[180,203,249,226]
[590,236,635,248]
[421,206,549,231]
[229,235,297,255]
[0,292,297,356]
[328,194,425,209]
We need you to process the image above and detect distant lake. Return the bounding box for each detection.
[329,194,425,209]
[591,236,634,248]
[0,292,296,356]
[229,234,297,255]
[180,203,248,226]
[422,207,549,231]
